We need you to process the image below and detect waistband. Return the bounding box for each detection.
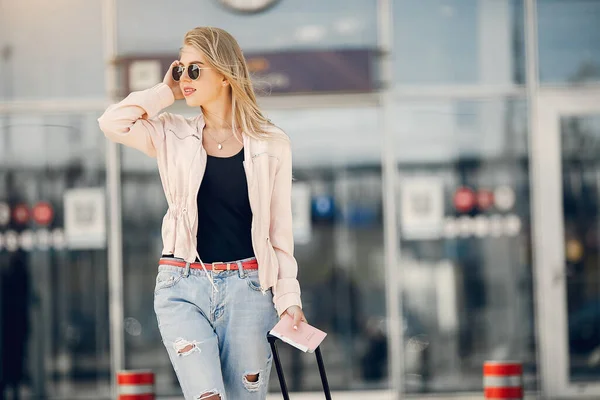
[159,256,258,271]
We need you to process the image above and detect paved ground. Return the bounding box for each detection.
[159,392,537,400]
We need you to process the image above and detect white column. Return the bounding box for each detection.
[378,0,404,398]
[101,0,125,398]
[524,0,546,397]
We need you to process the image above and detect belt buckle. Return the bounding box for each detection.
[212,261,229,271]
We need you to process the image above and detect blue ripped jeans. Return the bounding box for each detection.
[153,257,279,400]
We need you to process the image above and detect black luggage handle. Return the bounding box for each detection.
[267,334,332,400]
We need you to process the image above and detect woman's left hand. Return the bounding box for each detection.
[283,305,306,330]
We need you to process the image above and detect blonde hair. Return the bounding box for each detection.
[183,27,273,140]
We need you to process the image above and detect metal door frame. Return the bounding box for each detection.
[532,87,600,397]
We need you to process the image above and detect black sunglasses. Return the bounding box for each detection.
[172,64,210,81]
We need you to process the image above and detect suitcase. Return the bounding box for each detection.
[267,333,332,399]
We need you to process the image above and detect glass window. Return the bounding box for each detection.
[116,0,377,54]
[394,0,525,85]
[0,1,105,100]
[121,151,170,380]
[538,0,600,84]
[560,115,600,383]
[267,107,385,392]
[121,106,388,395]
[393,98,537,393]
[0,112,109,399]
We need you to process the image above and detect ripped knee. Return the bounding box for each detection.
[243,371,262,391]
[196,390,221,400]
[173,338,201,357]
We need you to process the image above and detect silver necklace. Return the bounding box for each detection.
[205,129,233,150]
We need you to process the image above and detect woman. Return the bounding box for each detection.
[98,26,305,400]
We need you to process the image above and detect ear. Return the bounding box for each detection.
[222,78,229,87]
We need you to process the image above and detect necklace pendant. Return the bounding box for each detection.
[218,144,223,150]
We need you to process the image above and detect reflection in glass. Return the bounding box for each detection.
[394,98,536,392]
[538,0,600,84]
[0,113,109,399]
[121,161,173,389]
[560,115,600,382]
[1,1,105,100]
[394,0,525,85]
[117,0,377,54]
[270,167,385,392]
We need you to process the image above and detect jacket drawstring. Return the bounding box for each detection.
[181,208,218,292]
[195,249,218,293]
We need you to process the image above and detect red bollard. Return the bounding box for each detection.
[117,370,155,400]
[483,361,523,399]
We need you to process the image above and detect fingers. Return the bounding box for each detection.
[163,61,184,100]
[164,60,178,81]
[292,312,302,330]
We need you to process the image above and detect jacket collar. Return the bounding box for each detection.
[195,114,206,137]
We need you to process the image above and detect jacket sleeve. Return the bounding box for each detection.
[97,83,175,157]
[270,139,303,317]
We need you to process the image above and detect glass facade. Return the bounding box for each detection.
[394,98,534,392]
[537,0,600,85]
[1,0,600,399]
[0,113,110,398]
[393,0,525,85]
[0,0,105,100]
[116,0,378,54]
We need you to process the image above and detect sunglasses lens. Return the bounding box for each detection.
[189,64,200,80]
[172,66,183,81]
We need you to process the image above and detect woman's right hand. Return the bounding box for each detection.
[163,60,184,100]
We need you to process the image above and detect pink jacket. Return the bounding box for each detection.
[98,83,301,316]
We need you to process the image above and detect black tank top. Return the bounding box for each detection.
[195,148,255,263]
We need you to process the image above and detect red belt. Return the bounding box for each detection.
[159,258,258,271]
